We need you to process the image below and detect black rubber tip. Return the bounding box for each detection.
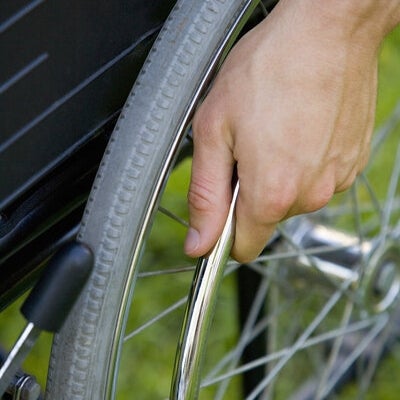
[21,241,94,332]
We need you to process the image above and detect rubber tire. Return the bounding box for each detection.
[45,1,254,398]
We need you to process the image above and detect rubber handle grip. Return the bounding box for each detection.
[21,241,94,332]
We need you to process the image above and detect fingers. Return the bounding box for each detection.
[184,107,235,258]
[231,167,297,263]
[232,198,277,263]
[231,164,337,262]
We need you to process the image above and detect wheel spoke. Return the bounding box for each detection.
[321,313,388,398]
[212,277,271,399]
[245,282,351,400]
[379,141,400,242]
[314,301,354,399]
[203,315,382,389]
[370,100,400,158]
[158,206,189,228]
[124,297,187,341]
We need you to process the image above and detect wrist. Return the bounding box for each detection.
[272,0,400,54]
[309,0,400,47]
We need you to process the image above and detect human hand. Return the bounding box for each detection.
[185,0,400,263]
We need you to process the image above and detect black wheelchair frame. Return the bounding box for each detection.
[0,0,175,309]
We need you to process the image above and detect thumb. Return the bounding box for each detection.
[185,124,234,258]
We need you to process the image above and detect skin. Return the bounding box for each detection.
[185,0,400,263]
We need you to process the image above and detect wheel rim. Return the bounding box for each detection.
[106,3,400,398]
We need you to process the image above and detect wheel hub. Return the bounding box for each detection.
[285,217,400,313]
[362,240,400,313]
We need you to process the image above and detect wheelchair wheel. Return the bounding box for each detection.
[46,0,400,398]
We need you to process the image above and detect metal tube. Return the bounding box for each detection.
[170,183,239,399]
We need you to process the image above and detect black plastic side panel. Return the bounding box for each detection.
[0,0,175,210]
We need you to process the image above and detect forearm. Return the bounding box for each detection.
[320,1,400,39]
[275,0,400,52]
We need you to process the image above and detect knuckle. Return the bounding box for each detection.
[336,173,356,193]
[304,180,335,212]
[232,250,256,264]
[270,184,298,219]
[187,178,217,215]
[252,184,298,223]
[356,148,370,175]
[192,103,224,146]
[336,165,360,193]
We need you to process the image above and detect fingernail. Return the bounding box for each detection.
[185,227,200,255]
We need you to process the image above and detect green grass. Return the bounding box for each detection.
[376,27,400,126]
